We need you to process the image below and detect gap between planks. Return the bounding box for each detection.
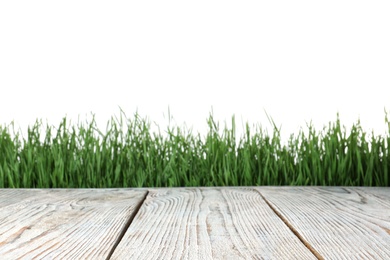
[106,191,149,260]
[255,189,324,260]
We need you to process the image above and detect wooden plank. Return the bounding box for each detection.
[0,189,147,259]
[257,187,390,259]
[111,187,316,259]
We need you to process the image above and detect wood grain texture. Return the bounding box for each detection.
[0,189,147,259]
[257,187,390,259]
[111,187,316,259]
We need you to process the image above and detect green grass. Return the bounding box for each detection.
[0,109,389,188]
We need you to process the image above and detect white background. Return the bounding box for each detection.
[1,1,389,143]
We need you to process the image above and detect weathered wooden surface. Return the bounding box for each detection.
[257,187,390,259]
[0,189,147,259]
[0,187,389,259]
[111,187,316,259]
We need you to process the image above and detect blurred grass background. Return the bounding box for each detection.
[1,110,388,188]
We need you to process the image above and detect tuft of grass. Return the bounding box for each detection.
[0,109,389,188]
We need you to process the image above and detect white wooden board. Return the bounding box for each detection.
[257,187,390,259]
[111,187,316,259]
[0,189,147,259]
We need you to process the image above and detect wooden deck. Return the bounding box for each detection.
[0,187,389,259]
